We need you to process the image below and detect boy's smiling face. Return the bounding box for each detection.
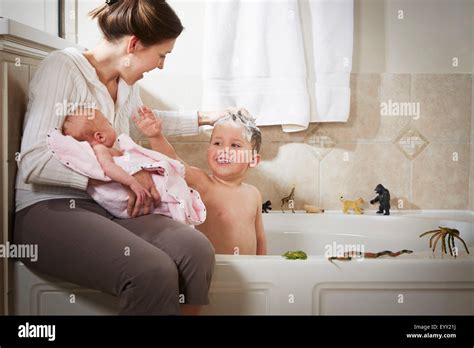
[207,123,260,182]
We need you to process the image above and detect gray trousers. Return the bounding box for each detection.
[13,198,215,315]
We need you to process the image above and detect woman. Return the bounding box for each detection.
[14,0,223,315]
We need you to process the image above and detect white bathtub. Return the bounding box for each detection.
[12,211,474,315]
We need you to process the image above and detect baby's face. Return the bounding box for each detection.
[207,123,256,181]
[92,111,117,147]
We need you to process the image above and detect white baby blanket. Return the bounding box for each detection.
[46,129,207,225]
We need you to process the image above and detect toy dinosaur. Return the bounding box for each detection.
[340,195,364,214]
[281,186,295,213]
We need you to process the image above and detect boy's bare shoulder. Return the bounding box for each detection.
[242,183,262,201]
[188,167,213,192]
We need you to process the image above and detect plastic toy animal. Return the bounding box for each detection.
[340,195,364,214]
[281,186,295,213]
[328,249,413,261]
[303,204,324,214]
[282,250,307,260]
[262,200,272,213]
[419,227,470,257]
[370,184,390,215]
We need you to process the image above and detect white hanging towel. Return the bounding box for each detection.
[310,0,353,124]
[202,0,353,132]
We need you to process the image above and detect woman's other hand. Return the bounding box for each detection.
[129,180,151,214]
[127,170,161,217]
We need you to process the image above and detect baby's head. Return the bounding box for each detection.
[63,109,116,147]
[207,108,262,181]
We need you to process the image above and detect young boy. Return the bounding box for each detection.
[133,107,267,255]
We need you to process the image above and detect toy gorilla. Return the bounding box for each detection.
[370,184,390,215]
[262,200,272,213]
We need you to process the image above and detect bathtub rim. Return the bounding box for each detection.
[262,209,474,223]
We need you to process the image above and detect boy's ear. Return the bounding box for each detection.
[249,153,261,168]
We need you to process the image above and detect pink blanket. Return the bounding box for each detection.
[46,129,206,225]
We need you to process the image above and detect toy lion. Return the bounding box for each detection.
[340,195,364,214]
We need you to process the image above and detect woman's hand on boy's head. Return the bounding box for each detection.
[198,106,251,126]
[132,106,162,138]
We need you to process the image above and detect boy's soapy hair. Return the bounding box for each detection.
[213,108,262,153]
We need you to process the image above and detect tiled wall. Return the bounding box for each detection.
[471,75,474,211]
[168,74,473,212]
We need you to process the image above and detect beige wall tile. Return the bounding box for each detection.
[472,75,474,143]
[246,142,319,211]
[471,76,474,211]
[410,74,471,142]
[322,74,380,142]
[412,143,470,210]
[171,142,211,175]
[320,143,410,211]
[470,144,474,211]
[377,73,412,140]
[168,130,211,143]
[260,124,317,143]
[323,74,410,142]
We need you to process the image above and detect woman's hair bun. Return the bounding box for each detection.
[89,0,184,46]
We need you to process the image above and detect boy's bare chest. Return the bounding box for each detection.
[201,185,256,222]
[198,185,258,254]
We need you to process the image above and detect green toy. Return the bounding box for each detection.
[282,250,307,260]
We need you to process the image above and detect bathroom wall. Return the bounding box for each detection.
[471,76,474,211]
[74,0,473,211]
[159,0,473,211]
[168,73,472,212]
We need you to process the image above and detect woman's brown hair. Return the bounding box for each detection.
[89,0,184,46]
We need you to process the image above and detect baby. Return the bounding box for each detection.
[59,109,206,224]
[133,107,267,255]
[62,109,151,207]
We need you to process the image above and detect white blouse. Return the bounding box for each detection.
[16,47,199,211]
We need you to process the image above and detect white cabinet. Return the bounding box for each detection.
[0,18,82,314]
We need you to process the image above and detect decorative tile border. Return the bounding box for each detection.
[394,126,429,160]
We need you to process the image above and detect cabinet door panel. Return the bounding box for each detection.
[6,62,29,237]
